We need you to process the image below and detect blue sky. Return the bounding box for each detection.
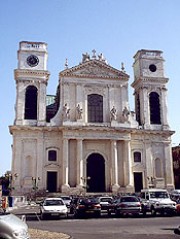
[1,0,180,176]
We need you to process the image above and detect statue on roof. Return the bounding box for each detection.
[76,104,83,120]
[82,52,90,63]
[122,106,130,122]
[110,106,117,121]
[63,103,70,120]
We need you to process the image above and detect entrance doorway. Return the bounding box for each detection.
[87,153,105,192]
[134,172,143,192]
[47,171,57,192]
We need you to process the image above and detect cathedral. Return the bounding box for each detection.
[9,41,175,196]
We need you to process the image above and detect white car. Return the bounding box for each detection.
[0,211,30,239]
[40,198,68,219]
[59,196,72,210]
[141,189,177,216]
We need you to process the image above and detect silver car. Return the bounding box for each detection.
[0,211,30,239]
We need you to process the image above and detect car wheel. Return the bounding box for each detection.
[174,228,180,235]
[40,213,45,220]
[108,210,111,216]
[115,210,120,217]
[142,210,147,217]
[151,207,156,216]
[95,211,101,218]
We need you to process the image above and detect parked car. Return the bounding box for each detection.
[69,197,79,214]
[140,188,177,216]
[170,189,180,202]
[114,196,141,217]
[174,225,180,235]
[97,196,114,215]
[74,197,101,218]
[40,197,68,219]
[59,196,72,211]
[0,210,30,239]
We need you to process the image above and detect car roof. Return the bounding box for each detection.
[44,197,63,200]
[141,189,168,192]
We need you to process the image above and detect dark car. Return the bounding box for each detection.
[69,197,79,214]
[59,196,72,212]
[97,196,114,215]
[74,197,101,218]
[114,196,141,217]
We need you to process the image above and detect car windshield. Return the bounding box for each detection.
[80,198,99,204]
[100,198,112,203]
[61,197,71,200]
[121,197,138,202]
[149,192,169,198]
[44,200,64,206]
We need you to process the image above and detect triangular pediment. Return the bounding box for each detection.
[60,60,129,80]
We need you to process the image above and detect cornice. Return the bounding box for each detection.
[131,76,169,88]
[9,125,175,137]
[59,59,129,80]
[14,69,50,80]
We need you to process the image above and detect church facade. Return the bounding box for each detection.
[9,41,175,196]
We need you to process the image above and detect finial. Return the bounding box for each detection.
[92,49,96,59]
[121,62,125,72]
[82,52,90,63]
[65,58,68,69]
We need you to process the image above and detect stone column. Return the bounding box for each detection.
[76,139,83,186]
[15,81,25,125]
[123,140,133,192]
[62,138,70,192]
[38,82,46,126]
[161,88,169,130]
[111,140,120,193]
[164,142,175,190]
[140,87,149,129]
[144,141,153,188]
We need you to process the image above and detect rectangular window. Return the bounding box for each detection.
[48,150,57,161]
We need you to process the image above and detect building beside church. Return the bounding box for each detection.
[9,41,175,196]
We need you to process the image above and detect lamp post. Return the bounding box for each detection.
[4,173,18,196]
[32,177,40,202]
[81,176,91,191]
[147,176,156,188]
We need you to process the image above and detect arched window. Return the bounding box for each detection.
[88,94,103,123]
[155,158,162,178]
[149,92,161,124]
[48,150,57,161]
[24,86,38,120]
[134,152,141,163]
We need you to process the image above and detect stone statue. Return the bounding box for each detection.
[110,106,117,121]
[82,52,90,63]
[76,104,83,120]
[63,103,70,120]
[122,106,130,121]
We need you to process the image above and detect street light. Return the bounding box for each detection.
[32,177,40,202]
[4,173,18,195]
[147,176,156,188]
[81,176,91,190]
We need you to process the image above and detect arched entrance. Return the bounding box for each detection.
[86,153,105,192]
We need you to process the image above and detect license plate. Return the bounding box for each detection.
[51,213,59,216]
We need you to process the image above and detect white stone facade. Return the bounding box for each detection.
[9,42,175,196]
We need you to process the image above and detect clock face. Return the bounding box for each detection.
[149,64,157,72]
[27,55,39,67]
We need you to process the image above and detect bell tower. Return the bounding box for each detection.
[14,41,50,126]
[132,49,169,130]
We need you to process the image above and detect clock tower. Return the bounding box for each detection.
[132,49,169,130]
[14,41,50,126]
